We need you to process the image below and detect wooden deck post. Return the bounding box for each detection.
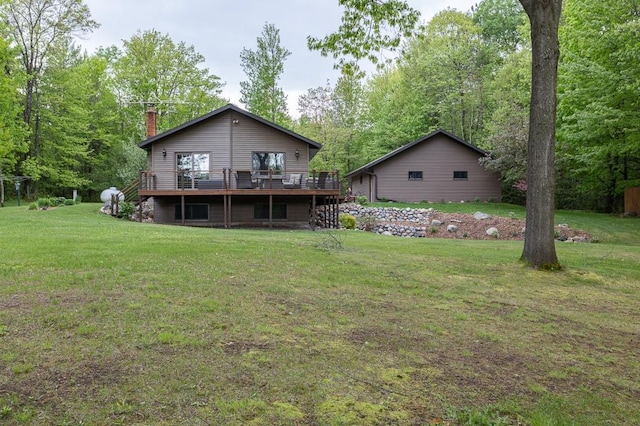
[311,195,316,230]
[269,194,273,229]
[181,195,185,225]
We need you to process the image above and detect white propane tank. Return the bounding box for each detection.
[100,187,124,204]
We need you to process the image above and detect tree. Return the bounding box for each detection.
[1,0,98,168]
[23,41,94,192]
[472,0,527,55]
[307,0,419,75]
[240,23,291,124]
[0,18,27,181]
[297,71,364,178]
[557,0,640,212]
[311,0,564,268]
[399,9,489,143]
[111,29,226,139]
[480,48,531,198]
[518,0,562,269]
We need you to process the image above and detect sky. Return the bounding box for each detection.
[79,0,478,116]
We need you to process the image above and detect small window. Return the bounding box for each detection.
[453,171,468,180]
[175,204,209,220]
[254,203,287,220]
[408,171,423,180]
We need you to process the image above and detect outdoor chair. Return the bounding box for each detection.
[308,171,328,189]
[283,173,303,189]
[235,170,258,189]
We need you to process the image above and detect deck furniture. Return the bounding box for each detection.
[235,170,258,189]
[308,171,329,189]
[198,180,225,189]
[283,173,303,189]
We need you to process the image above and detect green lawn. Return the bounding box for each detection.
[1,203,639,425]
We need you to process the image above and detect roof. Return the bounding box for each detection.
[138,103,322,150]
[345,129,488,178]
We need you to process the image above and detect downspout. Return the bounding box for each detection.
[373,174,378,201]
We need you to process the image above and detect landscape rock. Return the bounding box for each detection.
[447,224,458,233]
[313,203,591,241]
[486,227,499,237]
[474,212,492,220]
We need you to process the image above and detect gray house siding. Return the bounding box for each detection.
[150,116,231,189]
[148,110,310,190]
[350,173,374,201]
[347,131,501,203]
[231,112,309,175]
[153,195,310,227]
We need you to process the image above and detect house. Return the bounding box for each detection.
[346,130,501,203]
[136,103,340,228]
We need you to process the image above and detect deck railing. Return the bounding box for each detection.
[138,168,341,191]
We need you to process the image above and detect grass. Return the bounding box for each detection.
[1,202,639,425]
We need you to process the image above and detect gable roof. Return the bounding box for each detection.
[345,129,488,178]
[138,103,322,150]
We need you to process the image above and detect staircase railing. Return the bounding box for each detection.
[120,177,140,202]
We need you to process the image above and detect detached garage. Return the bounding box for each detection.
[346,130,501,203]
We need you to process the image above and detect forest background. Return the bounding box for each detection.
[0,0,638,213]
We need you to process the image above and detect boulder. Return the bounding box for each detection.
[474,212,492,220]
[486,227,499,237]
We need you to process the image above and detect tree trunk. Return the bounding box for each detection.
[519,0,562,269]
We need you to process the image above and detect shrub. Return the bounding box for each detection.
[64,199,75,206]
[28,202,38,210]
[119,201,136,219]
[339,213,357,230]
[355,195,368,205]
[37,198,51,208]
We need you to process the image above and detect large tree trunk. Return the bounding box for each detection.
[519,0,562,269]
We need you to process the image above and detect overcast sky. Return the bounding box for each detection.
[79,0,478,116]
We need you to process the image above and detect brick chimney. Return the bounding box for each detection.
[146,104,157,138]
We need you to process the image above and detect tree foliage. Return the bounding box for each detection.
[240,22,291,125]
[111,29,226,139]
[307,0,420,75]
[558,0,640,212]
[0,21,27,176]
[2,0,98,139]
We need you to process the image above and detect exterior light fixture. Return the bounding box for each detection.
[295,149,300,160]
[162,148,166,157]
[232,119,239,124]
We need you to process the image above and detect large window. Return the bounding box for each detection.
[252,152,284,175]
[254,203,287,220]
[175,204,209,220]
[453,171,468,180]
[176,153,210,189]
[408,171,423,180]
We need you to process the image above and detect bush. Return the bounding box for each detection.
[119,201,136,219]
[37,198,51,208]
[355,195,368,205]
[339,213,357,229]
[64,199,75,206]
[28,202,38,210]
